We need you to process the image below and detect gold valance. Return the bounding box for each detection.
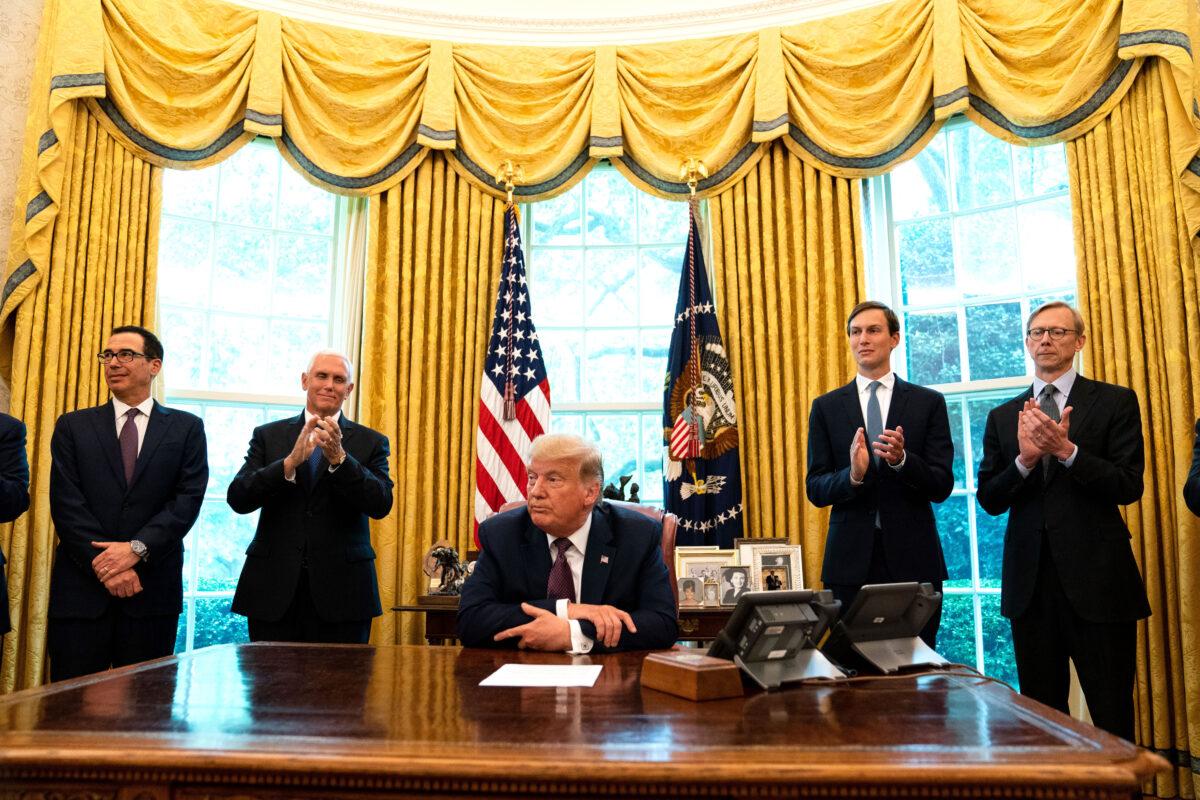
[6,0,1200,320]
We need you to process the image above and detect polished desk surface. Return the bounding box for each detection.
[0,644,1166,798]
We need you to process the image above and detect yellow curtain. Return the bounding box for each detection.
[710,142,863,587]
[1067,59,1200,795]
[9,0,1200,328]
[358,153,504,645]
[0,105,160,691]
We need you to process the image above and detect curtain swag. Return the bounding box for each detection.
[4,0,1200,322]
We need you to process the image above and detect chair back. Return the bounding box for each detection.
[494,499,679,607]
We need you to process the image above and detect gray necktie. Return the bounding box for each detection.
[1038,384,1059,481]
[866,380,883,467]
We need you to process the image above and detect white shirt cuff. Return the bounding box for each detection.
[1014,456,1033,479]
[556,600,593,654]
[1059,444,1079,467]
[889,451,907,470]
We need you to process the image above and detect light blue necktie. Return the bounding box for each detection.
[866,380,883,467]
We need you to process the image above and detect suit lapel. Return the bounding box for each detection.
[89,402,127,489]
[129,402,171,489]
[838,380,865,431]
[580,505,616,604]
[1062,376,1095,442]
[886,377,911,430]
[521,520,553,599]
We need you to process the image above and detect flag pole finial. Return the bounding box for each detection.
[494,159,524,206]
[679,157,709,197]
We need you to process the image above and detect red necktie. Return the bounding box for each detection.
[546,538,576,602]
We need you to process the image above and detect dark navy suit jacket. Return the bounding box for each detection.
[1185,418,1200,517]
[457,501,678,652]
[49,401,208,619]
[977,376,1150,622]
[0,413,31,635]
[229,413,393,622]
[807,377,954,586]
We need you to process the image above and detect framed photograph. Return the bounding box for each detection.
[751,545,804,591]
[676,549,737,587]
[719,566,751,606]
[701,580,721,607]
[734,537,789,571]
[677,577,703,607]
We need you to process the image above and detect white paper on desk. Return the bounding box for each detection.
[479,664,604,687]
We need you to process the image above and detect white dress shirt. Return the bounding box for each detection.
[548,514,593,654]
[1015,368,1080,477]
[112,396,154,453]
[849,372,906,484]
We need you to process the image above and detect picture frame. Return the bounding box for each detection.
[677,577,703,607]
[718,565,751,607]
[676,549,737,587]
[734,537,789,573]
[701,580,721,607]
[750,545,804,591]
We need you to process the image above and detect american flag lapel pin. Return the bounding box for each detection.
[600,555,609,565]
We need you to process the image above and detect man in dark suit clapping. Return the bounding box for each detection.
[977,302,1149,741]
[0,412,31,637]
[229,350,393,644]
[806,301,954,647]
[49,325,208,680]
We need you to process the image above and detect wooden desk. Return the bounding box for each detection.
[398,596,731,644]
[0,644,1165,798]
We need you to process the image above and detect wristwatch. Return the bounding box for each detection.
[130,539,148,561]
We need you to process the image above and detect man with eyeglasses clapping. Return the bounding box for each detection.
[48,325,208,681]
[977,302,1149,742]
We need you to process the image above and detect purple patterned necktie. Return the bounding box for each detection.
[119,408,140,484]
[546,538,576,602]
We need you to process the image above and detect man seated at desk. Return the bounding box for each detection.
[458,433,677,652]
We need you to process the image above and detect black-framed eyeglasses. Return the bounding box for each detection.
[97,349,149,364]
[1026,327,1077,341]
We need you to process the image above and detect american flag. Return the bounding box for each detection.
[474,204,550,543]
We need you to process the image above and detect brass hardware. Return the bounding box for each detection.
[494,159,525,204]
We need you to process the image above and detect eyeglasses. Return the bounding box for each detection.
[1026,327,1078,341]
[97,349,150,364]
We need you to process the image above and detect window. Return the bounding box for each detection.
[156,139,344,651]
[522,165,690,504]
[863,120,1076,686]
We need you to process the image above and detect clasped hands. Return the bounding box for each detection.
[849,425,905,482]
[284,415,345,479]
[495,602,637,651]
[91,541,142,597]
[1017,398,1074,469]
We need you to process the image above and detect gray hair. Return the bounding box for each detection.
[1027,301,1085,337]
[528,433,604,486]
[306,349,355,376]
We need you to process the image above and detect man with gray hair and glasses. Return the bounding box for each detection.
[458,432,677,652]
[977,301,1149,741]
[229,349,393,644]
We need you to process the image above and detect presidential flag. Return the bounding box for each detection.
[662,202,743,548]
[474,204,550,544]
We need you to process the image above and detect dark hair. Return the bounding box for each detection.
[846,301,900,336]
[111,325,164,361]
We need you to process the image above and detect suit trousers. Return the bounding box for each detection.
[247,568,371,644]
[826,529,943,649]
[1010,534,1136,742]
[48,606,178,682]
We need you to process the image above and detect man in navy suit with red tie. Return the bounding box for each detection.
[458,433,677,652]
[48,326,208,680]
[806,301,954,647]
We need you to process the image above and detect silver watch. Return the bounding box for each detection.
[130,539,148,560]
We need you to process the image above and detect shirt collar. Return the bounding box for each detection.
[855,371,895,393]
[112,396,154,419]
[546,509,593,556]
[304,409,342,424]
[1032,368,1077,401]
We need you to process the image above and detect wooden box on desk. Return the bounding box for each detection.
[641,651,743,701]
